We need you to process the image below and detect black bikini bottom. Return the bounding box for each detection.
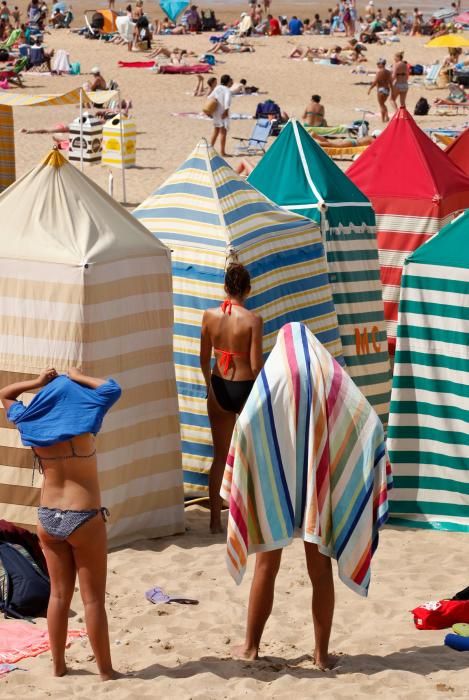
[210,374,254,414]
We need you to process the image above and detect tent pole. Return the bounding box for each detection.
[118,89,127,204]
[79,89,84,172]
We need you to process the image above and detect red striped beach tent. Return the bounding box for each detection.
[445,127,469,174]
[388,210,469,531]
[347,107,469,355]
[0,149,184,546]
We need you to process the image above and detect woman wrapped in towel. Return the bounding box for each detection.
[221,322,391,669]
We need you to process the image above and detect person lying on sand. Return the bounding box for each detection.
[288,45,324,59]
[311,131,376,148]
[230,78,259,94]
[209,40,254,53]
[149,46,192,63]
[193,74,217,96]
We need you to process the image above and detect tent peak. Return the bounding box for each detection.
[42,147,66,169]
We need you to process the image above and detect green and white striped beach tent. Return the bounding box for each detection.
[388,211,469,532]
[134,140,343,496]
[248,119,391,425]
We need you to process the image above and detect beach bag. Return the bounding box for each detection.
[0,543,50,620]
[411,63,424,75]
[69,61,80,75]
[412,600,469,630]
[202,96,218,117]
[414,97,429,116]
[0,519,47,574]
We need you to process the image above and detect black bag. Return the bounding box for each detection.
[411,63,424,75]
[0,542,50,620]
[414,97,430,116]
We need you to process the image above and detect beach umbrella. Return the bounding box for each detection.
[159,0,189,22]
[425,33,469,47]
[52,1,67,11]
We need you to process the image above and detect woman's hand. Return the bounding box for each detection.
[68,367,83,381]
[37,368,58,387]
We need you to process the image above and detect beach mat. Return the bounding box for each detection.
[118,60,155,68]
[0,621,86,665]
[158,64,212,74]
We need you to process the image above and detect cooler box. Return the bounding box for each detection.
[102,115,136,168]
[68,113,102,164]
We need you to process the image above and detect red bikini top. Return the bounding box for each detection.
[214,299,249,375]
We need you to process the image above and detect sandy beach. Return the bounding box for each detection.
[2,4,469,699]
[1,507,468,699]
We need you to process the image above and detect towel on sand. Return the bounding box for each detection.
[221,322,391,597]
[118,60,155,68]
[0,621,85,664]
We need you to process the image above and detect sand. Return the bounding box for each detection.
[2,7,469,699]
[2,507,469,699]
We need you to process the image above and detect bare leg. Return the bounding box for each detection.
[390,87,398,111]
[232,549,282,659]
[37,524,76,677]
[210,125,220,148]
[70,513,116,681]
[304,541,335,670]
[219,126,228,156]
[207,388,236,533]
[377,92,389,122]
[399,89,408,108]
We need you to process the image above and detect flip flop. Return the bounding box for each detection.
[145,587,199,605]
[452,623,469,637]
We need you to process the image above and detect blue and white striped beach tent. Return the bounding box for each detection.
[134,140,343,496]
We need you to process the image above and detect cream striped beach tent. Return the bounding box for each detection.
[134,140,343,496]
[388,211,469,532]
[248,119,391,426]
[0,149,184,545]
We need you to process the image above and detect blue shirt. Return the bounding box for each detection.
[7,375,122,447]
[288,17,303,35]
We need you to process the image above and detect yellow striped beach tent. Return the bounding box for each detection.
[388,211,469,532]
[0,88,118,193]
[134,140,343,496]
[248,120,391,426]
[0,149,184,546]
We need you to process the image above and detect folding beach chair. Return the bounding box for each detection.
[424,63,442,88]
[0,56,28,87]
[233,119,272,155]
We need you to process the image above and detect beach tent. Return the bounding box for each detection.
[347,107,469,355]
[445,127,469,174]
[134,140,343,496]
[0,88,118,193]
[0,149,184,546]
[248,119,391,425]
[388,211,469,532]
[159,0,188,22]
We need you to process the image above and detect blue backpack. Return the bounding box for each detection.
[0,543,50,620]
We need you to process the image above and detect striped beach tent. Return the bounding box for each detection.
[248,119,391,425]
[0,88,118,193]
[445,127,469,174]
[347,107,469,355]
[134,140,343,496]
[388,211,469,532]
[0,149,184,546]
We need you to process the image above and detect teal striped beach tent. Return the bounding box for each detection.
[134,139,343,496]
[248,119,391,426]
[388,211,469,532]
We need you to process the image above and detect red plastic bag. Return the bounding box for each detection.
[412,600,469,630]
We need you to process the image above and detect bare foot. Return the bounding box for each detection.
[313,653,339,671]
[53,662,67,677]
[231,643,258,660]
[221,153,232,158]
[100,668,127,681]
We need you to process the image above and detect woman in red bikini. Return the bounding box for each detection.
[200,263,263,533]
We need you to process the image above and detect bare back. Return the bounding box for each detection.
[376,67,392,88]
[36,432,101,511]
[202,305,262,381]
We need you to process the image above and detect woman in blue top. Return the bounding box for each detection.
[0,367,121,682]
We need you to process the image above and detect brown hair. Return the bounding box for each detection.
[224,263,251,297]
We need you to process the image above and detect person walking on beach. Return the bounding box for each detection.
[200,263,263,533]
[209,73,233,157]
[391,51,409,109]
[368,57,392,122]
[1,368,122,681]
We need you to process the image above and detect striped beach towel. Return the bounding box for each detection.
[221,322,391,597]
